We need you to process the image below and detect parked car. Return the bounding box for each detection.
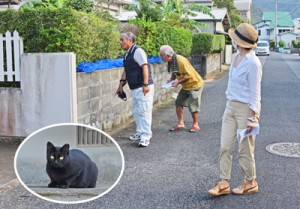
[255,41,270,56]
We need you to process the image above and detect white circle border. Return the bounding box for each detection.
[13,122,125,205]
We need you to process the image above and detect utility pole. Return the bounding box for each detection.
[275,0,278,50]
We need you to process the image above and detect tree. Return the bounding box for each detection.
[161,0,213,30]
[127,0,213,31]
[21,0,65,9]
[21,0,95,12]
[213,0,243,29]
[65,0,94,12]
[125,0,164,22]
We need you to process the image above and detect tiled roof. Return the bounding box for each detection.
[263,12,294,27]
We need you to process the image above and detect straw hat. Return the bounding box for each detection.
[228,23,258,48]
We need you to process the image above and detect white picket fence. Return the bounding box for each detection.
[0,30,23,82]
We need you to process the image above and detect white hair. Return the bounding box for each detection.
[121,32,136,43]
[160,45,175,56]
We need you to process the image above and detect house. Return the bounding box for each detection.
[92,0,131,16]
[255,20,273,41]
[293,18,300,34]
[278,32,300,48]
[188,8,231,34]
[234,0,252,24]
[153,0,213,8]
[115,7,231,35]
[0,0,21,9]
[182,0,213,8]
[255,12,295,46]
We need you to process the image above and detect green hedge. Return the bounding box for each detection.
[128,19,192,57]
[0,8,122,63]
[191,33,225,54]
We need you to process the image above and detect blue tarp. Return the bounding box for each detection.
[77,56,163,73]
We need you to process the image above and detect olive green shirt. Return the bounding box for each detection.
[171,55,203,90]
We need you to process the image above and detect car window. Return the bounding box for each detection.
[257,42,269,47]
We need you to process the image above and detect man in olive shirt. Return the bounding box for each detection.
[160,45,204,132]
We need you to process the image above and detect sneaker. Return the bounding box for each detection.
[208,180,230,196]
[232,180,258,195]
[138,140,150,147]
[129,133,141,141]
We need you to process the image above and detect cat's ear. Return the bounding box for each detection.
[47,142,55,152]
[61,144,70,155]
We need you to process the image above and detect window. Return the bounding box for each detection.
[258,30,261,36]
[267,30,270,35]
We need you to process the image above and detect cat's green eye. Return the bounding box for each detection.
[59,156,64,160]
[50,155,54,160]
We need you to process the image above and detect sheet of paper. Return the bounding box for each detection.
[161,80,176,89]
[237,123,260,143]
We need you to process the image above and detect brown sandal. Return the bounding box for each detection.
[189,125,200,132]
[169,124,186,131]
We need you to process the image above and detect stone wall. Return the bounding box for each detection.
[77,63,177,132]
[191,52,222,79]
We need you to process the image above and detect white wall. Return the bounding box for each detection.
[21,53,78,135]
[225,45,232,65]
[0,53,77,137]
[278,33,299,48]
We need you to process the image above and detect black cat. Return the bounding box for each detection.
[46,142,98,189]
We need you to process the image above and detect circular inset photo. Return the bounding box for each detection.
[14,123,125,204]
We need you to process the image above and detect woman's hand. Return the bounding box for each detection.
[246,117,258,134]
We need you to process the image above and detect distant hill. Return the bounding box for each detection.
[252,0,300,24]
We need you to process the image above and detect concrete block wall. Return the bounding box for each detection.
[206,53,221,75]
[77,63,177,132]
[225,45,233,65]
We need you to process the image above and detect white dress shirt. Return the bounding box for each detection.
[226,50,262,114]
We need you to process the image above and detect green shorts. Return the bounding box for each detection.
[175,85,204,113]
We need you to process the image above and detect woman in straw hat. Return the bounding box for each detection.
[208,23,262,196]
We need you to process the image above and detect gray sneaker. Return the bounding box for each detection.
[138,140,150,147]
[129,133,141,141]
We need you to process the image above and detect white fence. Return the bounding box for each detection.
[0,30,23,82]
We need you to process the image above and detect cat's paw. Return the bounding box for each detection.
[48,182,58,188]
[58,184,69,189]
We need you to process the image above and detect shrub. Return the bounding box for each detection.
[292,40,300,48]
[278,40,285,48]
[126,18,192,57]
[0,8,122,63]
[269,39,275,48]
[191,33,225,54]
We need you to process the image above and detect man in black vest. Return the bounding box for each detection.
[116,32,154,147]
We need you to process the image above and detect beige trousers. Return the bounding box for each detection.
[217,100,257,181]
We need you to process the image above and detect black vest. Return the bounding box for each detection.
[123,45,153,90]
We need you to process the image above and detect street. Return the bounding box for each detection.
[0,52,300,209]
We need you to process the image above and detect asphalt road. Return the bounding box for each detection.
[1,52,299,209]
